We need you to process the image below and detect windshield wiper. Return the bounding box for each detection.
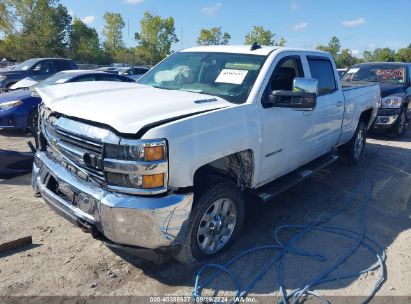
[151,85,175,91]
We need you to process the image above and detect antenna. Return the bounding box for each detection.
[250,42,262,51]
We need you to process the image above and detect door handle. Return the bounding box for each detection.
[303,111,312,116]
[336,101,344,107]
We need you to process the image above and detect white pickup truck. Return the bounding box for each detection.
[33,45,380,263]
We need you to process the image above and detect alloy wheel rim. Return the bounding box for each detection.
[398,113,405,133]
[354,129,364,159]
[32,111,39,130]
[196,197,237,254]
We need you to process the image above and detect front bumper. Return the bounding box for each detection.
[32,151,194,250]
[0,107,28,129]
[373,115,398,128]
[372,108,401,129]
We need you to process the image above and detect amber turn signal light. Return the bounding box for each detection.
[144,146,165,161]
[142,174,164,189]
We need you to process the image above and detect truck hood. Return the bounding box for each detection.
[36,82,232,134]
[0,89,32,104]
[0,70,27,77]
[378,83,407,98]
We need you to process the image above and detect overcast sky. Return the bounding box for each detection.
[61,0,411,57]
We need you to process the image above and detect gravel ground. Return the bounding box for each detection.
[0,126,410,303]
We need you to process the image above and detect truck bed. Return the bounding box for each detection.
[339,82,380,144]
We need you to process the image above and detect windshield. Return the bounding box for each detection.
[138,52,266,103]
[12,59,39,71]
[342,65,406,84]
[33,72,72,89]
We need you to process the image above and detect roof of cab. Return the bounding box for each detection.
[180,45,278,56]
[180,45,330,56]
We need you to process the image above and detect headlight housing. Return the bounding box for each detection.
[381,96,402,108]
[0,75,6,82]
[104,139,168,194]
[105,139,166,162]
[0,100,23,111]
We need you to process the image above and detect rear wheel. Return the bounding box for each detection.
[340,121,367,165]
[173,180,245,264]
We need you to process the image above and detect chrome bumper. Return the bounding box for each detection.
[373,115,398,127]
[32,151,193,249]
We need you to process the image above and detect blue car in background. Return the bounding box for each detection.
[0,70,135,135]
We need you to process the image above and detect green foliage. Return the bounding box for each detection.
[316,36,341,62]
[317,37,363,68]
[395,46,411,62]
[244,26,285,46]
[197,27,231,45]
[362,48,396,62]
[102,12,125,57]
[134,12,178,65]
[70,18,107,64]
[336,49,358,68]
[0,0,72,60]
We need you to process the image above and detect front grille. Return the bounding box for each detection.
[42,119,105,183]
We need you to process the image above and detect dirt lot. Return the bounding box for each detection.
[0,127,410,303]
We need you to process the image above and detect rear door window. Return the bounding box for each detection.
[73,76,97,82]
[307,58,337,95]
[55,60,75,71]
[97,75,123,82]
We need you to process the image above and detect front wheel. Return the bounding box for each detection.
[340,121,367,165]
[28,109,39,136]
[173,180,245,264]
[389,108,406,138]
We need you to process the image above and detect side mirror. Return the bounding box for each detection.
[265,78,318,110]
[293,78,318,95]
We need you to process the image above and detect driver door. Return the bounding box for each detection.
[257,54,314,185]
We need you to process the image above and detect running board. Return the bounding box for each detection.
[255,153,338,203]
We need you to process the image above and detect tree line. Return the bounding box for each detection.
[316,36,411,68]
[0,0,410,67]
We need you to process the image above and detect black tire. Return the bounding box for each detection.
[389,108,406,138]
[28,109,39,136]
[340,121,367,165]
[173,180,245,265]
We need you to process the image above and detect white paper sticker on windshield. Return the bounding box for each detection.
[215,69,248,84]
[347,68,359,74]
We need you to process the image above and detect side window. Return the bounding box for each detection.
[408,65,411,84]
[137,68,149,74]
[97,75,123,82]
[267,57,304,93]
[32,61,55,75]
[74,76,96,82]
[307,58,336,95]
[55,60,74,71]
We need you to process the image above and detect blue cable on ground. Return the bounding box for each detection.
[192,180,386,304]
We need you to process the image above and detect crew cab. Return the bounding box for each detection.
[342,62,411,136]
[0,58,78,91]
[32,46,380,263]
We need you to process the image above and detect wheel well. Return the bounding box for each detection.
[6,82,16,89]
[359,108,373,127]
[193,150,254,191]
